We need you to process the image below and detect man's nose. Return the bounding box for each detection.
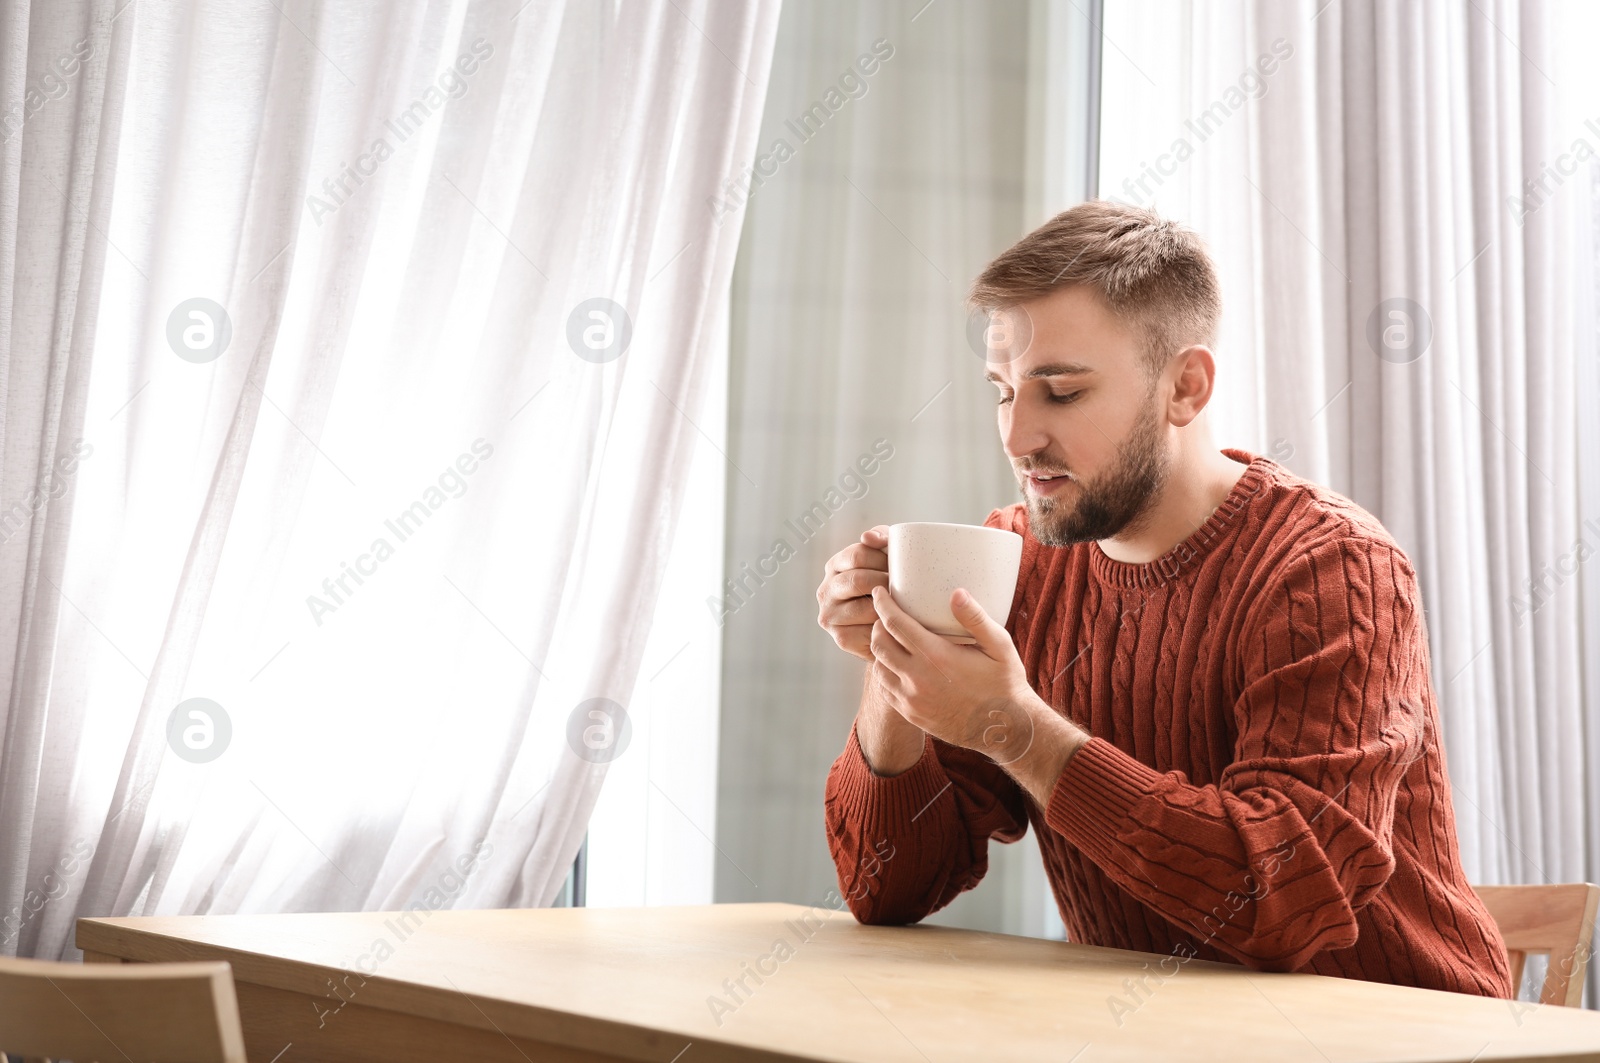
[1001,403,1050,461]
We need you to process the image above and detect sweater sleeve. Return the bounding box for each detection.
[823,719,1030,925]
[1042,536,1424,971]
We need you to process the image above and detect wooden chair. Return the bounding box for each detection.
[0,955,246,1062]
[1475,882,1600,1007]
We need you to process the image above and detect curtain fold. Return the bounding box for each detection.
[0,0,133,958]
[1,0,779,961]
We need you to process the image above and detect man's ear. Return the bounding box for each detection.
[1165,344,1217,428]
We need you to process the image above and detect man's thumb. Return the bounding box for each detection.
[952,588,1006,650]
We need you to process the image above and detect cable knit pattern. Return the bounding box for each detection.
[824,448,1512,997]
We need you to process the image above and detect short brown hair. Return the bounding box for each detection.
[968,200,1222,377]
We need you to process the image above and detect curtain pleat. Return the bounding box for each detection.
[0,0,133,958]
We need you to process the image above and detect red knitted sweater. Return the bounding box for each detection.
[824,448,1512,997]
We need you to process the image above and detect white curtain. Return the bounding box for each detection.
[0,0,134,958]
[0,0,778,961]
[1101,0,1598,1000]
[717,0,1098,938]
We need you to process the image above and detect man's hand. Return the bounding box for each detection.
[869,584,1089,806]
[818,526,927,776]
[817,526,892,662]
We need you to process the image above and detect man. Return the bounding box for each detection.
[815,200,1512,998]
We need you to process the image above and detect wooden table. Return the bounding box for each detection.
[77,902,1600,1062]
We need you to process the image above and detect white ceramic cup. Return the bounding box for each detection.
[886,522,1024,644]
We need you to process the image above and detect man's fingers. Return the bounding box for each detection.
[950,588,1009,656]
[853,540,889,570]
[818,570,887,614]
[868,658,901,707]
[827,598,880,627]
[825,541,888,577]
[870,627,908,685]
[840,568,889,598]
[869,617,912,674]
[871,585,942,655]
[818,563,891,658]
[819,597,880,633]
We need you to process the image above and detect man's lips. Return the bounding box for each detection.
[1026,471,1073,493]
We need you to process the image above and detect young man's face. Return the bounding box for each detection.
[984,284,1171,548]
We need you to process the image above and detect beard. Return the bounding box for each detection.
[1024,389,1170,548]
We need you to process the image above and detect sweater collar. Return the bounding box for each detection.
[1084,448,1273,592]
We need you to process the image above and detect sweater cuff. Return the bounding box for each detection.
[832,722,951,831]
[1044,736,1167,861]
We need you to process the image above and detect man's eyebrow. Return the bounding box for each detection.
[983,362,1097,384]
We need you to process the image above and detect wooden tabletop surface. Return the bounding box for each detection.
[77,901,1600,1063]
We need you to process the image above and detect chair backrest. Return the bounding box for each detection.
[0,955,246,1063]
[1474,882,1600,1007]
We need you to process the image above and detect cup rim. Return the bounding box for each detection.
[888,521,1021,539]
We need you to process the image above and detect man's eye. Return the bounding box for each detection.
[995,391,1082,406]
